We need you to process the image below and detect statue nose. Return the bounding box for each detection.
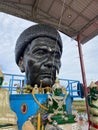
[44,52,56,68]
[44,60,54,68]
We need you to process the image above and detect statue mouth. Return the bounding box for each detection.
[0,124,14,127]
[40,73,54,78]
[0,124,17,129]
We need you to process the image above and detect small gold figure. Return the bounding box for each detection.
[39,80,43,94]
[34,84,39,94]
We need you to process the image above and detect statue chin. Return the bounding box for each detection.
[41,78,54,87]
[36,77,54,88]
[28,75,55,88]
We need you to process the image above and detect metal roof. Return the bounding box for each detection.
[0,0,98,44]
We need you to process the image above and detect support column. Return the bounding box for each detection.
[77,35,90,129]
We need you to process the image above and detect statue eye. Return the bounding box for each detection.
[33,49,47,55]
[54,52,61,59]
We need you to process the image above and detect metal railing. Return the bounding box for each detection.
[2,73,82,98]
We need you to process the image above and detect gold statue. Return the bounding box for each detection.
[0,70,18,130]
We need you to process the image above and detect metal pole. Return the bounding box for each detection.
[77,35,90,129]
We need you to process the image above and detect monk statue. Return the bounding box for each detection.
[0,70,18,130]
[15,24,62,90]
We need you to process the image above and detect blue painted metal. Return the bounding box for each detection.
[10,94,47,130]
[10,94,72,130]
[2,73,81,130]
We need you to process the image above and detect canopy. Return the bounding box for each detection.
[0,0,98,44]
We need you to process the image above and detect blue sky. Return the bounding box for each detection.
[0,13,98,85]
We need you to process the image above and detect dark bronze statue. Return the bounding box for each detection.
[15,24,63,88]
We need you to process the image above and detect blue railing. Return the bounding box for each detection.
[2,73,82,98]
[2,73,26,94]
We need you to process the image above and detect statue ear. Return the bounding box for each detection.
[18,57,25,72]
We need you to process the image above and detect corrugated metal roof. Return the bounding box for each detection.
[0,0,98,44]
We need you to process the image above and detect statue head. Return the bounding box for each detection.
[15,24,63,88]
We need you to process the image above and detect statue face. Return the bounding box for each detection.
[0,77,3,86]
[23,37,62,87]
